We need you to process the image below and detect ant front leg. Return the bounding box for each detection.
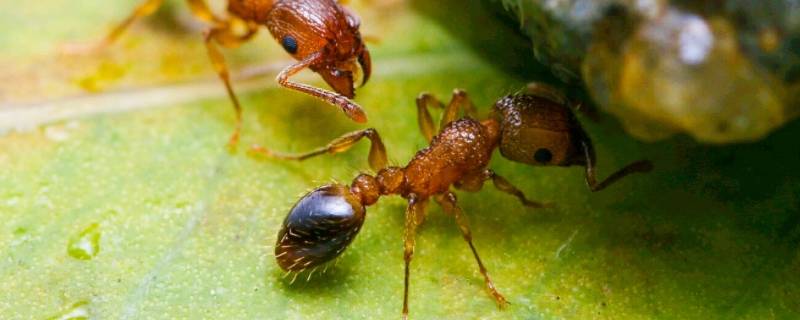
[415,90,478,142]
[579,140,654,192]
[486,170,550,208]
[204,22,259,149]
[250,128,388,171]
[402,195,427,320]
[440,89,478,128]
[435,192,509,309]
[277,53,368,124]
[457,170,550,208]
[415,93,445,142]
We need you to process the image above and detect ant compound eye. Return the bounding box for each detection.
[275,184,365,272]
[534,148,553,164]
[281,35,298,54]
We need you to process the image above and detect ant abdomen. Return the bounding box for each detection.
[275,184,366,272]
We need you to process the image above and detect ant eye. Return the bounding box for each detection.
[275,185,365,272]
[281,35,298,54]
[534,148,553,164]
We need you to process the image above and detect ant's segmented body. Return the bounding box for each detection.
[90,0,371,147]
[272,83,654,318]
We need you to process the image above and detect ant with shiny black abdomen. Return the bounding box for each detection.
[267,83,654,319]
[75,0,371,148]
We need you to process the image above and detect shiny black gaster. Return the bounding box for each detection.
[275,184,366,271]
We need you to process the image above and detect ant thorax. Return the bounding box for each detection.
[403,118,500,196]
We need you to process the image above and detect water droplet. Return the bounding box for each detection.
[67,224,101,260]
[47,301,89,320]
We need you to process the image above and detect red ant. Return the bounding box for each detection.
[270,83,654,318]
[83,0,371,147]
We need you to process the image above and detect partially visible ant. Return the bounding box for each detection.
[78,0,372,147]
[269,83,654,319]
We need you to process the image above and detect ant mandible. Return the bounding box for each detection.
[269,83,654,319]
[89,0,371,147]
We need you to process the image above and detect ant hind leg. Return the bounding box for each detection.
[249,128,388,171]
[186,0,223,25]
[435,192,509,309]
[62,0,165,54]
[402,196,427,320]
[203,22,259,149]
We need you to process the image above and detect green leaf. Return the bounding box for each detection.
[1,0,799,319]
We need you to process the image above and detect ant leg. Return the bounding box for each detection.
[415,89,477,142]
[203,24,259,148]
[484,169,550,208]
[402,195,427,320]
[435,192,509,309]
[103,0,165,46]
[186,0,223,24]
[440,89,478,128]
[63,0,165,53]
[64,0,226,54]
[580,140,654,192]
[204,30,242,148]
[250,128,388,171]
[415,93,445,142]
[277,53,368,123]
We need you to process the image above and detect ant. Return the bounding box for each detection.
[80,0,372,147]
[270,83,654,318]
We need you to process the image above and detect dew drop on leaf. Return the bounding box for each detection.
[67,223,101,260]
[47,301,89,320]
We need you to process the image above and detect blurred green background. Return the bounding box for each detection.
[0,0,798,319]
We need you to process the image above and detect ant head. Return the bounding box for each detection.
[268,0,371,98]
[275,184,366,272]
[491,94,588,167]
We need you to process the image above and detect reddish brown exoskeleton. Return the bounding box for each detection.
[269,83,654,318]
[87,0,372,147]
